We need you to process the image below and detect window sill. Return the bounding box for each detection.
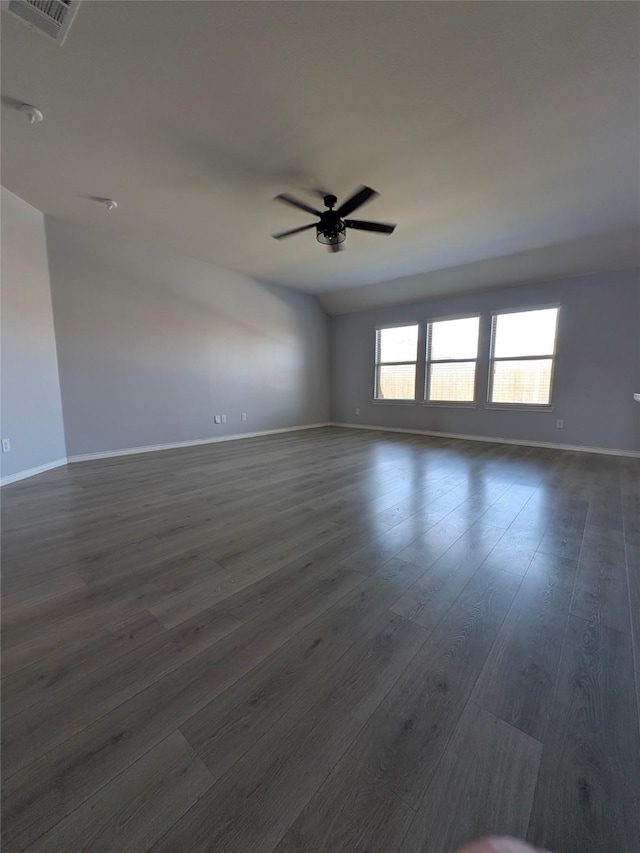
[422,401,477,409]
[484,404,554,412]
[372,400,417,406]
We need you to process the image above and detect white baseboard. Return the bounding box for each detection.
[3,421,636,485]
[330,422,640,458]
[67,423,332,464]
[0,457,69,487]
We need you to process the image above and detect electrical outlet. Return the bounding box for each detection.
[221,414,227,424]
[241,413,247,421]
[555,419,564,429]
[214,415,221,425]
[355,408,360,415]
[2,438,11,452]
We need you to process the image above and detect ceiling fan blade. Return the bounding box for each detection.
[272,223,317,240]
[275,194,322,217]
[329,241,343,253]
[336,186,378,217]
[344,219,396,234]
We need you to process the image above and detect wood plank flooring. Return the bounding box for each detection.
[2,426,639,852]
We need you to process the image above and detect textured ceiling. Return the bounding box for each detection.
[1,1,639,313]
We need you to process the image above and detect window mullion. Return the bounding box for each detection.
[428,358,478,365]
[492,354,553,363]
[377,360,417,368]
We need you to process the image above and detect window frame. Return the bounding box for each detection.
[373,322,420,403]
[423,312,481,407]
[486,304,560,410]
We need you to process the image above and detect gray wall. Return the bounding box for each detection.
[45,217,330,457]
[331,269,640,452]
[1,188,67,479]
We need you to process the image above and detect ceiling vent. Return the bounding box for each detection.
[1,0,80,44]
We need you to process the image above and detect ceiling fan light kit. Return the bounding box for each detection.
[272,186,396,252]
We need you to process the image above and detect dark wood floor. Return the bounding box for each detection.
[2,426,639,853]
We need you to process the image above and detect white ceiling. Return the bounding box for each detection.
[1,1,639,314]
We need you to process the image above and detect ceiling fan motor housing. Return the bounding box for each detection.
[317,216,346,245]
[316,210,347,245]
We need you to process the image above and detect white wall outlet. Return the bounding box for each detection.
[355,408,360,415]
[634,393,640,403]
[555,419,564,429]
[2,438,11,452]
[221,414,227,423]
[214,415,222,424]
[241,413,247,421]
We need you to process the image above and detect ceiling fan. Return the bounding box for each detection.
[272,186,396,252]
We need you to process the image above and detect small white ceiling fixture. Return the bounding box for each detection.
[19,103,43,123]
[102,199,117,211]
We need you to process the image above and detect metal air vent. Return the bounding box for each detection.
[1,0,80,44]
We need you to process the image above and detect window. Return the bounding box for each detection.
[488,307,559,406]
[425,316,480,403]
[374,324,419,400]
